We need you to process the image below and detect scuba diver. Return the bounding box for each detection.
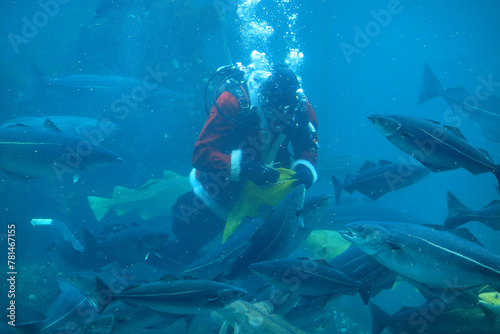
[171,60,319,259]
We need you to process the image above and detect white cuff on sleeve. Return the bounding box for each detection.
[291,159,318,184]
[230,149,243,181]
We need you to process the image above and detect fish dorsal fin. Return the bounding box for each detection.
[6,123,32,128]
[477,148,493,161]
[484,200,500,209]
[445,228,484,246]
[358,161,377,172]
[443,125,467,140]
[378,160,393,166]
[423,118,441,125]
[422,223,444,231]
[43,118,62,132]
[112,186,132,199]
[159,274,180,282]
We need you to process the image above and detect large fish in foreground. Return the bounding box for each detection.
[225,185,306,279]
[331,160,430,203]
[444,191,500,230]
[368,114,500,186]
[340,221,500,289]
[0,120,120,182]
[87,170,191,221]
[0,116,119,139]
[370,300,500,334]
[419,63,500,142]
[97,275,246,315]
[249,258,371,304]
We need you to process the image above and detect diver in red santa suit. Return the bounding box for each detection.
[171,64,319,258]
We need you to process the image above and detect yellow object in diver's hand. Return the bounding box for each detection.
[222,168,298,243]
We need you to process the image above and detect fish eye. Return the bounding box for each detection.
[495,294,499,299]
[357,225,364,232]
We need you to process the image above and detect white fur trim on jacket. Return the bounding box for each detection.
[230,149,243,181]
[291,159,318,184]
[189,169,228,220]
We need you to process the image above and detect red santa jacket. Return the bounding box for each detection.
[190,85,319,218]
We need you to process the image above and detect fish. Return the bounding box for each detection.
[286,194,332,255]
[61,267,139,302]
[0,116,119,139]
[225,185,306,279]
[82,224,169,266]
[84,301,178,334]
[419,63,500,142]
[444,191,500,230]
[0,120,120,182]
[249,257,371,304]
[370,300,500,334]
[97,275,246,315]
[24,64,185,111]
[16,276,98,334]
[212,300,310,334]
[367,114,500,186]
[179,216,265,279]
[301,230,351,261]
[31,218,84,252]
[87,170,191,221]
[313,198,429,231]
[331,160,430,203]
[340,221,500,289]
[328,245,397,299]
[478,291,500,316]
[223,168,298,242]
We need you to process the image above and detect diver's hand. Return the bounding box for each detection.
[241,162,280,186]
[293,164,314,189]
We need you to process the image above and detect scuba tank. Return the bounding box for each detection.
[204,63,246,117]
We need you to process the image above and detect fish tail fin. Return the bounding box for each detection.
[357,277,371,305]
[444,191,470,230]
[96,277,115,313]
[87,196,111,222]
[370,303,391,334]
[418,63,443,105]
[24,63,47,102]
[331,175,343,204]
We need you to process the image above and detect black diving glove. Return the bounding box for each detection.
[241,161,280,186]
[293,164,314,189]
